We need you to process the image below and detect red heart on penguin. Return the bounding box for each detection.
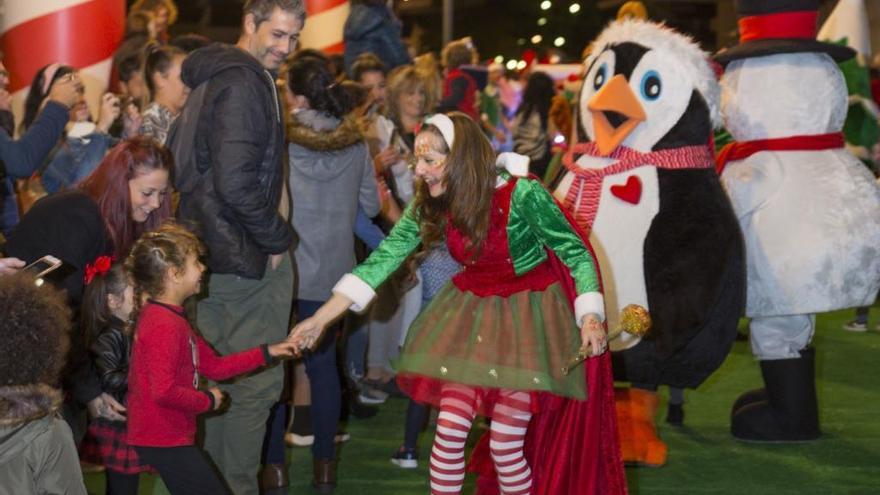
[610,175,642,205]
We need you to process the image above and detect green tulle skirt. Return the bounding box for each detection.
[395,282,586,400]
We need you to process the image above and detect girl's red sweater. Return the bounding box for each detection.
[127,301,268,447]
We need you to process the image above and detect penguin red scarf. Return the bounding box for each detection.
[715,132,845,174]
[561,142,715,229]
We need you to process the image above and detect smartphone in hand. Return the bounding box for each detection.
[24,255,62,279]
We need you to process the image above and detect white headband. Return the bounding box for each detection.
[424,114,455,149]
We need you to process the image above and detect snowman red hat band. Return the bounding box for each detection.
[714,0,854,66]
[738,10,817,43]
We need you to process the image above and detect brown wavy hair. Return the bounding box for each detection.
[386,66,431,129]
[413,112,496,260]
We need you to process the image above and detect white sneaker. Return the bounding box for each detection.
[285,432,314,447]
[358,386,388,405]
[843,320,868,332]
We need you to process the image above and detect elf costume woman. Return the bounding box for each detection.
[290,112,625,495]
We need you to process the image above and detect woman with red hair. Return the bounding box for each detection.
[4,136,172,439]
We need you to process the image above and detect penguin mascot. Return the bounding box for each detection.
[555,19,746,466]
[714,0,880,442]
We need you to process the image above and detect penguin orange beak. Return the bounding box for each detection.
[587,74,646,156]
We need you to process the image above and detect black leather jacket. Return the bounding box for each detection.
[90,317,131,404]
[169,43,293,279]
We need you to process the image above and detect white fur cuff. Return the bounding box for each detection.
[575,292,605,326]
[496,152,530,177]
[332,274,376,313]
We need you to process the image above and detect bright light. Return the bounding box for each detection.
[554,36,566,47]
[494,55,504,64]
[506,59,518,70]
[540,1,552,10]
[537,17,548,26]
[549,54,561,64]
[516,60,527,70]
[569,3,581,13]
[531,34,543,44]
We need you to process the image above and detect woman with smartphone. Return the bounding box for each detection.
[4,137,173,441]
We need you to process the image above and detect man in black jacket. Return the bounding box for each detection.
[167,1,304,494]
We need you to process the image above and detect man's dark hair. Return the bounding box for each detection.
[169,33,212,53]
[350,53,387,82]
[243,0,306,28]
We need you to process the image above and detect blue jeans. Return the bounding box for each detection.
[298,299,341,460]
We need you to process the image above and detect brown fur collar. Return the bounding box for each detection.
[287,113,364,152]
[0,384,62,427]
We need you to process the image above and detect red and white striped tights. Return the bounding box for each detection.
[429,384,533,495]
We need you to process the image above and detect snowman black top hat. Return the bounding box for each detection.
[714,0,854,65]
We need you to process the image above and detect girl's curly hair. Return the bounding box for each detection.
[125,221,204,326]
[0,274,71,386]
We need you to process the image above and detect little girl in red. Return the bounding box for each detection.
[125,223,296,495]
[79,262,147,495]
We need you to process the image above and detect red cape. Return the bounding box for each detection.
[468,185,627,495]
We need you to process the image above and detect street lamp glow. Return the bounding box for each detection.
[531,34,543,44]
[540,1,552,10]
[516,60,527,70]
[506,59,518,70]
[494,55,504,64]
[554,36,566,47]
[537,17,548,26]
[569,3,581,13]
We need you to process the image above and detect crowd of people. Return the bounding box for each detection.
[0,0,596,494]
[4,0,878,494]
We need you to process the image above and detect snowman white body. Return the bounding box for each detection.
[720,52,880,316]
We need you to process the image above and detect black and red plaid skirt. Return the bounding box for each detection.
[79,417,151,474]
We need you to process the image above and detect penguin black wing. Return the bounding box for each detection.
[641,167,746,388]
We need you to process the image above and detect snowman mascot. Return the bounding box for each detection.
[715,0,880,442]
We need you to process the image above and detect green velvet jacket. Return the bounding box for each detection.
[351,174,601,301]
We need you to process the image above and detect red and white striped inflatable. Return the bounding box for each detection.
[1,0,125,122]
[301,0,349,54]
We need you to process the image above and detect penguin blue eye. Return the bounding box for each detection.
[640,71,662,101]
[593,63,608,91]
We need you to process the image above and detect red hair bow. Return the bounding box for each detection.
[84,255,115,285]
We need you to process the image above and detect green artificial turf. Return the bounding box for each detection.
[84,309,880,494]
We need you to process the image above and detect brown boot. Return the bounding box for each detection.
[313,458,336,494]
[259,463,289,490]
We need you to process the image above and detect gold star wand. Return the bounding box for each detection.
[562,304,652,375]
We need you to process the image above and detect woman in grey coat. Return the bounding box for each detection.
[283,55,380,493]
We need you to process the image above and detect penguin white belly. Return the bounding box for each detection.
[722,149,880,316]
[557,164,660,351]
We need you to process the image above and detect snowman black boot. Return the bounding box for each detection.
[731,347,820,442]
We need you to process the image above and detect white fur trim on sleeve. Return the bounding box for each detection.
[575,291,605,326]
[496,152,530,177]
[332,274,376,313]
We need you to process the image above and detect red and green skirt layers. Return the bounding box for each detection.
[396,279,585,417]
